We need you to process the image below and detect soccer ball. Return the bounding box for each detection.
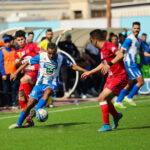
[36,108,48,122]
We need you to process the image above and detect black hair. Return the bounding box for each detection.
[46,28,52,33]
[111,34,118,38]
[15,30,26,38]
[142,33,147,36]
[28,31,34,36]
[90,29,104,40]
[7,35,14,41]
[47,42,57,50]
[132,21,140,27]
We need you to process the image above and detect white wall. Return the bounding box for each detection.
[60,18,120,29]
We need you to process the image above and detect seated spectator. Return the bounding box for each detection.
[0,36,18,107]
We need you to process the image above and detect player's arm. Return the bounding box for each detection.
[71,64,87,72]
[101,48,125,75]
[15,56,25,68]
[10,61,30,81]
[81,62,104,79]
[109,48,124,64]
[11,54,40,81]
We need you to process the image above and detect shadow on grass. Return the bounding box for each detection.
[35,121,98,130]
[117,125,150,131]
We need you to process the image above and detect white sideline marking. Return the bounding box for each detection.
[0,99,150,120]
[0,105,98,120]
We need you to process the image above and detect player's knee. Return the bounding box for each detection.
[25,99,36,113]
[138,79,144,87]
[141,80,144,86]
[98,95,105,102]
[19,91,26,101]
[20,76,31,84]
[43,87,53,99]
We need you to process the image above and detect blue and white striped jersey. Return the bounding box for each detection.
[122,34,144,67]
[29,52,72,86]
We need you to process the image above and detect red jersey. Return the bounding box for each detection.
[100,41,126,76]
[15,43,40,72]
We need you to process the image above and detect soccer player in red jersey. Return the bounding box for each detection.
[14,30,40,126]
[81,29,128,132]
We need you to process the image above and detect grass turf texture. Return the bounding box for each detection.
[0,96,150,150]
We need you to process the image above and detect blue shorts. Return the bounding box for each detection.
[125,64,142,80]
[29,84,57,100]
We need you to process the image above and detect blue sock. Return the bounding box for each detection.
[116,89,128,103]
[17,112,28,126]
[35,99,47,111]
[128,85,140,99]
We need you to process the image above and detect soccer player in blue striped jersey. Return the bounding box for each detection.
[8,43,87,129]
[114,22,150,108]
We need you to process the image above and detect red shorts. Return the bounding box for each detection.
[104,73,128,95]
[19,70,38,91]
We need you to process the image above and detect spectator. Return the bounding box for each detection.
[111,34,121,49]
[27,31,34,44]
[58,33,80,97]
[0,36,18,107]
[0,34,8,48]
[58,32,80,59]
[108,32,115,42]
[139,33,150,78]
[102,30,107,40]
[38,28,53,51]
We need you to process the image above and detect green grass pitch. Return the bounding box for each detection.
[0,95,150,150]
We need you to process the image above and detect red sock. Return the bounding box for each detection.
[100,101,110,124]
[22,83,32,99]
[109,103,118,118]
[26,114,31,121]
[19,100,27,109]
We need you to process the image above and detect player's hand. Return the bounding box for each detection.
[81,71,91,79]
[2,75,7,80]
[10,73,17,81]
[101,65,110,75]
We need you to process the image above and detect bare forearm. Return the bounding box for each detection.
[110,49,124,64]
[89,63,104,75]
[15,62,29,75]
[71,64,87,72]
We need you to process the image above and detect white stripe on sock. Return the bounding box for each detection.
[99,101,107,105]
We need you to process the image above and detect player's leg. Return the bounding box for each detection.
[106,74,127,129]
[35,87,54,111]
[8,97,37,129]
[98,88,115,132]
[20,74,34,99]
[114,79,133,108]
[8,85,42,129]
[125,76,144,106]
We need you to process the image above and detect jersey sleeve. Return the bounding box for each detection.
[62,56,72,67]
[29,54,40,65]
[121,38,132,51]
[110,44,118,54]
[0,50,6,75]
